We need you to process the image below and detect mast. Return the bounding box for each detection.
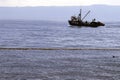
[79,9,82,21]
[82,10,90,21]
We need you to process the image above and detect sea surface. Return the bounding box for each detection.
[0,20,120,80]
[0,20,120,48]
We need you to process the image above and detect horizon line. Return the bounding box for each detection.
[0,4,120,7]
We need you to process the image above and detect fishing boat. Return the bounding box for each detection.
[68,9,105,27]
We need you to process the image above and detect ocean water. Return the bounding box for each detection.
[0,20,120,48]
[0,20,120,80]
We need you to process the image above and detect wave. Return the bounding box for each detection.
[0,48,120,50]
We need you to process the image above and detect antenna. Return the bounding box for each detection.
[82,10,90,21]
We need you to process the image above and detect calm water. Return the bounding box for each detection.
[0,20,120,48]
[0,20,120,80]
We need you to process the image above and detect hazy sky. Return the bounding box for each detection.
[0,0,120,6]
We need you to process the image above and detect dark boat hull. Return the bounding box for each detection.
[68,20,105,27]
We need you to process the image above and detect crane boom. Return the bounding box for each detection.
[82,10,90,21]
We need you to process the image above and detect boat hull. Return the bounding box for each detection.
[68,20,105,27]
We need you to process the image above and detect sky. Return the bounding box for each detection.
[0,0,120,6]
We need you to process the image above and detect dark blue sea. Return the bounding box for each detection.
[0,20,120,80]
[0,20,120,48]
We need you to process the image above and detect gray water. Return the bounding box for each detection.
[0,20,120,80]
[0,20,120,48]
